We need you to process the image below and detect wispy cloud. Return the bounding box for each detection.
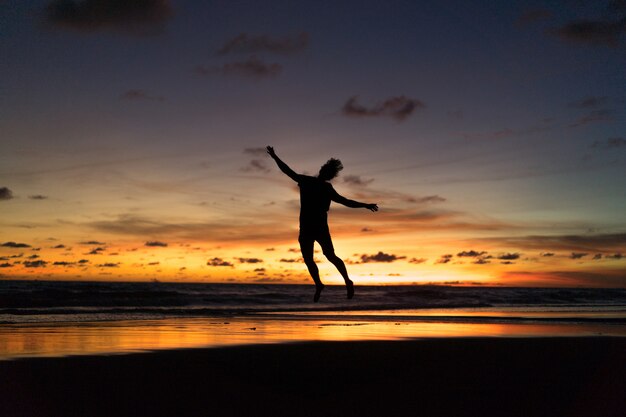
[45,0,173,35]
[343,175,374,187]
[568,96,610,108]
[342,96,425,121]
[570,109,615,127]
[28,194,48,200]
[120,89,165,101]
[145,241,168,247]
[217,32,309,55]
[196,56,282,79]
[591,137,626,149]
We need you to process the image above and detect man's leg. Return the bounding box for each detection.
[318,230,354,299]
[299,233,324,302]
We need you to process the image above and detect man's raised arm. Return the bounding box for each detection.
[266,146,301,182]
[331,189,378,212]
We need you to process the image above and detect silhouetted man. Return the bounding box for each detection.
[267,146,378,302]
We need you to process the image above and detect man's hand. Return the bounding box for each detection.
[266,146,276,159]
[365,203,379,212]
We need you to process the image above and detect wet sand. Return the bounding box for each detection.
[1,337,624,417]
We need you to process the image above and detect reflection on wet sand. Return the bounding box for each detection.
[1,316,624,360]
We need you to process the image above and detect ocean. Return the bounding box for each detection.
[1,280,625,359]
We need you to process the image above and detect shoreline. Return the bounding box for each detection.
[1,337,625,417]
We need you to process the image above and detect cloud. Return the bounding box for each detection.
[436,254,453,264]
[243,147,268,156]
[145,240,168,247]
[80,240,105,245]
[147,261,160,265]
[342,96,425,121]
[413,195,446,204]
[498,253,520,260]
[0,187,13,200]
[570,109,615,127]
[551,17,626,47]
[196,56,282,79]
[516,9,554,26]
[44,0,173,35]
[570,252,588,259]
[541,252,555,257]
[78,259,89,264]
[28,195,48,200]
[53,261,74,266]
[473,233,626,253]
[0,263,12,268]
[207,257,234,267]
[569,96,610,108]
[120,89,164,101]
[591,137,626,149]
[606,253,624,259]
[24,260,47,268]
[457,250,487,257]
[241,159,271,173]
[359,251,406,263]
[474,258,490,265]
[97,262,119,267]
[238,257,263,264]
[279,258,302,263]
[86,247,106,254]
[217,32,309,55]
[409,257,427,264]
[343,175,374,187]
[1,241,31,248]
[593,254,603,260]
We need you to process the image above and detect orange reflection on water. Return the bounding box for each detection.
[1,317,623,360]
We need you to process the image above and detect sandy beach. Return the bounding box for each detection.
[1,337,624,417]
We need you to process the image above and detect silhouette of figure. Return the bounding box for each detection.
[267,146,378,302]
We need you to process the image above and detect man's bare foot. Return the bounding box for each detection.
[346,280,354,299]
[314,283,325,302]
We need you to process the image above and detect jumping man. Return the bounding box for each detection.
[267,146,378,302]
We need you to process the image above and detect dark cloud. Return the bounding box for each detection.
[342,96,425,121]
[147,262,160,265]
[361,228,373,232]
[517,9,554,26]
[120,89,164,101]
[196,56,282,79]
[591,137,626,149]
[570,109,615,127]
[359,251,406,263]
[279,258,301,263]
[28,195,48,200]
[457,250,487,257]
[343,175,374,187]
[241,159,271,173]
[541,252,555,257]
[569,96,610,108]
[1,241,31,248]
[606,253,624,259]
[78,259,89,264]
[570,252,588,259]
[498,253,520,260]
[0,263,12,268]
[86,247,106,255]
[80,240,105,245]
[238,257,263,264]
[97,262,119,267]
[52,244,66,249]
[45,0,173,35]
[474,258,490,265]
[53,261,74,266]
[0,187,14,201]
[27,254,40,259]
[207,257,233,267]
[501,261,515,265]
[436,254,453,264]
[217,32,309,55]
[593,253,603,260]
[24,260,47,268]
[409,257,427,264]
[551,17,626,47]
[145,240,168,247]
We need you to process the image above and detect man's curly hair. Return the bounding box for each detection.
[318,158,343,181]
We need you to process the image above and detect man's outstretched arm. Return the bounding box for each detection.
[267,146,301,182]
[331,189,378,212]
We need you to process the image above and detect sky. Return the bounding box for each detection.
[1,0,625,286]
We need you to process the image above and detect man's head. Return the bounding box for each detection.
[318,158,343,181]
